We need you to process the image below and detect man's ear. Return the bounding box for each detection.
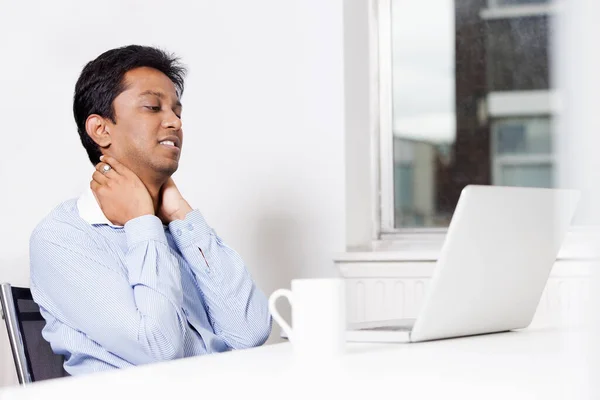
[85,114,112,148]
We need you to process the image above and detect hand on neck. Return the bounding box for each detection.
[127,165,169,215]
[102,154,174,216]
[143,175,169,215]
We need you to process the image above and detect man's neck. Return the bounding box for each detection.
[146,182,163,214]
[136,171,168,214]
[142,178,167,214]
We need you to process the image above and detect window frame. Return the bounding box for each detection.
[375,0,454,237]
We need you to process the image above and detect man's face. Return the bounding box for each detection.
[105,66,183,177]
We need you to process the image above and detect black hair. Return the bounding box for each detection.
[73,45,187,165]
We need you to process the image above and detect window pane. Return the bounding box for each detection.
[501,164,553,187]
[495,117,552,154]
[394,138,442,226]
[390,0,554,229]
[486,17,549,91]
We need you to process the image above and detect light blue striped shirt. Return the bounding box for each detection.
[29,188,272,375]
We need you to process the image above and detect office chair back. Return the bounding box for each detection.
[0,283,68,384]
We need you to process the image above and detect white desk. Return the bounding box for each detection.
[0,328,590,400]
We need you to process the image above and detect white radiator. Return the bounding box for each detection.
[338,260,593,329]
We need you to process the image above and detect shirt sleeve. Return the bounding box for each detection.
[168,210,272,349]
[29,215,187,365]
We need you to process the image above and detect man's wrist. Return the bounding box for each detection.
[169,200,193,222]
[168,209,212,251]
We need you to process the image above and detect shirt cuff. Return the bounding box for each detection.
[124,215,168,248]
[168,210,212,250]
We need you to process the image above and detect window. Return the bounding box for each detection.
[380,0,555,231]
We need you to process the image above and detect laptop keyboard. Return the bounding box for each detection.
[359,326,412,332]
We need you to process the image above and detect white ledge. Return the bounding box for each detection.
[335,255,594,279]
[487,90,556,117]
[334,249,438,263]
[335,228,600,264]
[480,4,556,20]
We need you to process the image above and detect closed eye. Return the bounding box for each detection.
[145,105,181,119]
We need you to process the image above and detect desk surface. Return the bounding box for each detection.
[0,328,591,400]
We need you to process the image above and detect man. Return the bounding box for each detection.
[29,45,272,375]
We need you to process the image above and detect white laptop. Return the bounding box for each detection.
[346,185,580,343]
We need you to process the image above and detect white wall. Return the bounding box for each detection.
[343,0,378,250]
[0,0,346,386]
[554,1,600,396]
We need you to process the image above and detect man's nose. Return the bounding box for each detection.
[162,112,182,130]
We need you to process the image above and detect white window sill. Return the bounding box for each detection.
[335,228,600,264]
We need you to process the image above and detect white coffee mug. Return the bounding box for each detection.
[269,278,346,358]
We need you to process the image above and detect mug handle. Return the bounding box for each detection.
[268,289,294,342]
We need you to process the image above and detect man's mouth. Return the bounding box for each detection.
[158,135,181,151]
[160,140,176,147]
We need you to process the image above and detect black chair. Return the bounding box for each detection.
[0,283,68,384]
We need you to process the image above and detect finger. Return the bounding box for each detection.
[96,162,118,177]
[99,155,127,176]
[90,180,106,201]
[92,170,109,185]
[90,179,100,193]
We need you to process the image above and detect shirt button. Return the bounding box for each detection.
[188,223,194,231]
[176,229,183,236]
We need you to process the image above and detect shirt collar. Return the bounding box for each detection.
[77,187,123,228]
